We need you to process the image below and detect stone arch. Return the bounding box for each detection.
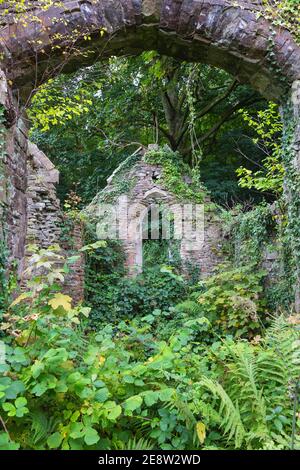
[0,1,299,100]
[124,187,179,276]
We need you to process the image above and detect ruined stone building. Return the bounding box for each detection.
[86,147,224,277]
[0,0,300,305]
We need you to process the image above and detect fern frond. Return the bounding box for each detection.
[200,377,246,448]
[29,410,59,448]
[225,343,267,428]
[115,437,155,450]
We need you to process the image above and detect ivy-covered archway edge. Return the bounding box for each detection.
[0,0,300,308]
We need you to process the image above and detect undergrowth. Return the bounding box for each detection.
[0,247,299,450]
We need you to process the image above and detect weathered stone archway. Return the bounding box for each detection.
[0,1,299,303]
[1,1,300,99]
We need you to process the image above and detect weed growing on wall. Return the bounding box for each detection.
[281,101,300,310]
[144,147,206,204]
[261,1,300,45]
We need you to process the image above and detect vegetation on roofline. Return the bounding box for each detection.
[144,147,207,204]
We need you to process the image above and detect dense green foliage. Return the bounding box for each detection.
[196,265,267,338]
[236,103,284,197]
[0,248,299,450]
[85,241,187,326]
[262,1,300,45]
[30,55,268,206]
[1,57,298,453]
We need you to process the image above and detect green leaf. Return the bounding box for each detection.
[81,307,91,318]
[95,387,110,403]
[2,402,16,416]
[5,380,25,400]
[0,432,20,450]
[67,372,82,384]
[31,360,45,379]
[15,397,27,408]
[47,432,63,449]
[31,382,47,397]
[80,241,107,252]
[158,388,175,401]
[123,395,143,413]
[143,391,159,407]
[15,406,29,418]
[84,427,100,446]
[107,404,122,421]
[123,375,135,384]
[69,422,84,439]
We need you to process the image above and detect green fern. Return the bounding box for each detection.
[28,410,59,448]
[114,437,154,450]
[225,344,268,438]
[174,300,202,316]
[199,315,300,449]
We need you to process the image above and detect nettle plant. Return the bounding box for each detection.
[0,244,89,339]
[0,245,91,449]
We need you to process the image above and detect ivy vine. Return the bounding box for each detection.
[144,146,206,204]
[0,104,8,317]
[281,100,300,307]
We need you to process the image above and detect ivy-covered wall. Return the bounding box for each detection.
[0,69,85,303]
[87,147,224,278]
[0,101,8,313]
[281,87,300,311]
[0,69,28,274]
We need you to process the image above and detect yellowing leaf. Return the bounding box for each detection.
[99,356,106,366]
[196,422,206,444]
[48,294,72,312]
[81,307,91,318]
[10,293,31,308]
[60,360,74,370]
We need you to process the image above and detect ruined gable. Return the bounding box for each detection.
[86,147,224,277]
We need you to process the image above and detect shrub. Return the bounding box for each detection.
[87,264,188,326]
[196,265,267,338]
